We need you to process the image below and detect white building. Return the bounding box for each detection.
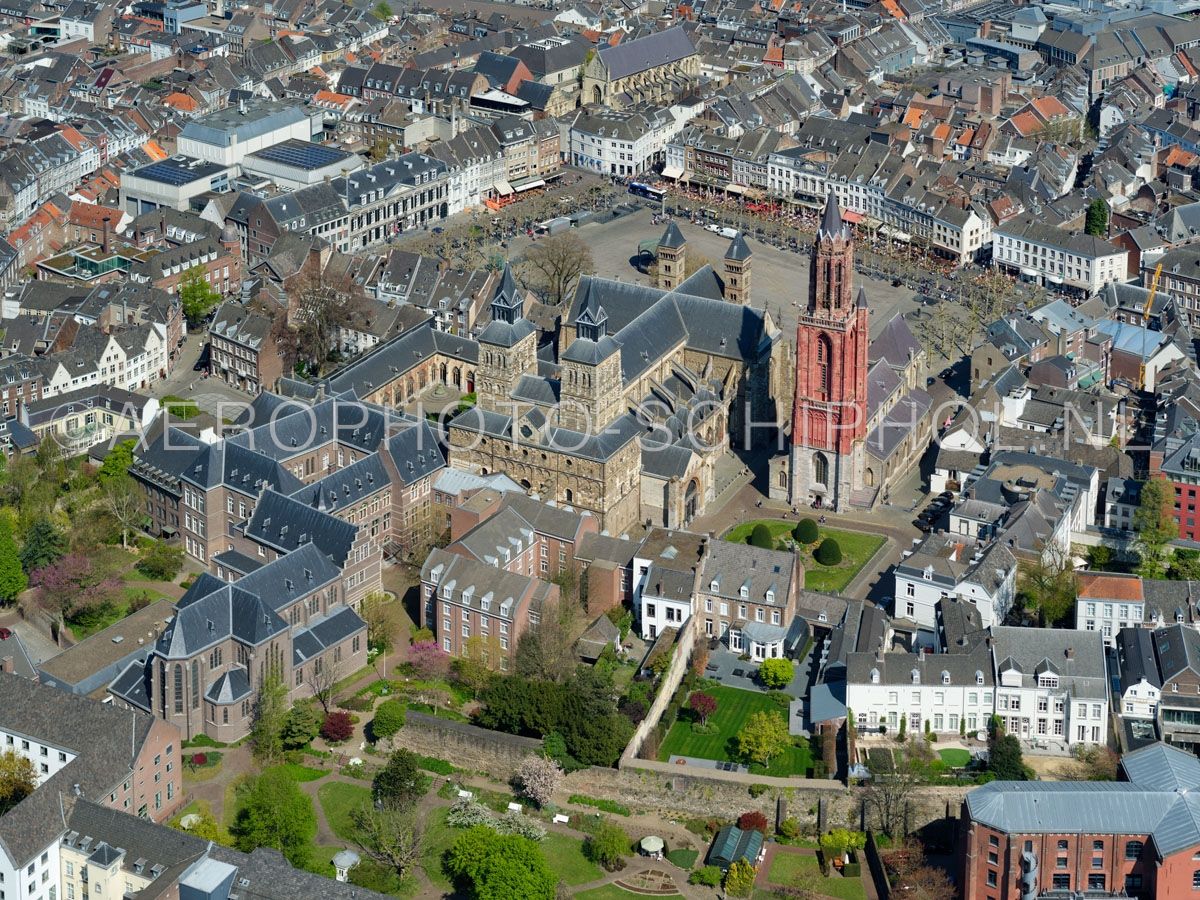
[1074,571,1146,647]
[637,561,694,641]
[1115,627,1161,721]
[177,100,323,168]
[990,626,1109,747]
[993,220,1129,293]
[568,106,686,177]
[892,533,1017,631]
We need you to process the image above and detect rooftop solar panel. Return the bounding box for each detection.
[133,159,223,186]
[250,140,353,170]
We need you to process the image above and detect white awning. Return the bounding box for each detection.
[661,164,684,179]
[726,183,747,195]
[1020,267,1038,278]
[514,179,545,192]
[494,179,514,197]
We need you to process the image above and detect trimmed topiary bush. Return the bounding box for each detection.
[749,524,774,549]
[814,537,843,566]
[793,518,819,544]
[371,699,406,740]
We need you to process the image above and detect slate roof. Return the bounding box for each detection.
[245,490,357,566]
[0,674,157,867]
[724,232,752,261]
[658,220,686,250]
[968,741,1200,857]
[597,26,695,80]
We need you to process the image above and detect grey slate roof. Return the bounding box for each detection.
[597,26,695,81]
[724,232,752,261]
[658,220,686,250]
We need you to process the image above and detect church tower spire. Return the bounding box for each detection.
[788,191,870,512]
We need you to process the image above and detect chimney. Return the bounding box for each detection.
[1065,647,1074,660]
[101,216,111,255]
[0,656,13,674]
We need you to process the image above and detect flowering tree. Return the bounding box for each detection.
[515,755,563,807]
[689,691,718,726]
[29,553,120,638]
[409,640,450,679]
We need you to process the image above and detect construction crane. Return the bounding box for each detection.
[1140,261,1163,390]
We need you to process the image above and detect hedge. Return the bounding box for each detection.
[793,518,819,544]
[814,538,842,566]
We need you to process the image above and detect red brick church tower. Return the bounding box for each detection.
[790,192,870,511]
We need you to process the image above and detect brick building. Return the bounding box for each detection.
[961,742,1200,900]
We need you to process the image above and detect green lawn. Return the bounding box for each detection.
[666,848,698,869]
[575,888,680,900]
[317,781,372,841]
[541,832,603,885]
[277,762,327,782]
[724,520,885,594]
[767,852,866,900]
[938,748,971,767]
[420,807,456,889]
[658,685,813,777]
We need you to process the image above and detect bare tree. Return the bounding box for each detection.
[350,805,423,876]
[863,741,935,838]
[307,657,342,714]
[101,475,142,549]
[288,262,372,375]
[518,232,595,306]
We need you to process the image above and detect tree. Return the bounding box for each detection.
[249,670,288,763]
[518,232,594,306]
[446,828,555,900]
[29,553,121,638]
[321,710,354,742]
[584,821,630,871]
[409,640,450,679]
[351,805,421,875]
[1134,477,1178,579]
[793,518,819,544]
[20,518,65,573]
[819,828,865,864]
[689,691,717,726]
[0,749,35,814]
[724,859,757,897]
[1084,198,1109,237]
[1060,744,1118,781]
[1169,548,1200,581]
[290,261,371,376]
[0,517,26,603]
[360,591,397,653]
[515,755,562,807]
[372,0,392,18]
[814,538,842,566]
[988,732,1028,781]
[371,699,406,740]
[306,656,341,713]
[749,523,774,549]
[759,658,794,690]
[1017,547,1077,626]
[690,645,709,679]
[453,634,503,697]
[737,711,791,768]
[373,749,425,808]
[101,474,141,549]
[515,595,581,683]
[176,800,232,846]
[136,540,183,581]
[863,742,936,837]
[898,713,907,742]
[179,266,221,326]
[280,704,322,750]
[690,865,723,886]
[233,768,317,868]
[98,439,134,485]
[1087,544,1113,571]
[737,811,768,833]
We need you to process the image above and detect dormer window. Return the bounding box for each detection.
[710,580,719,592]
[941,670,951,685]
[765,589,775,604]
[739,585,749,599]
[870,668,880,684]
[911,668,920,684]
[976,671,984,685]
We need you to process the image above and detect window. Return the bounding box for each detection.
[1053,875,1070,890]
[986,871,997,888]
[1126,874,1143,893]
[989,836,999,848]
[1056,857,1067,869]
[1193,870,1200,890]
[1093,840,1104,851]
[1058,840,1068,850]
[1126,840,1143,859]
[1088,875,1105,892]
